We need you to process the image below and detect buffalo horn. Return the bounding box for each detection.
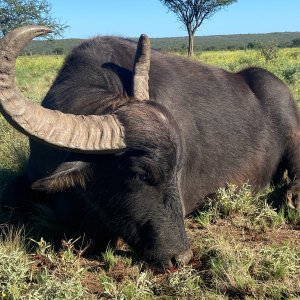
[0,26,126,153]
[132,34,150,101]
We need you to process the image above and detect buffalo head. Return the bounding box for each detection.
[0,26,192,269]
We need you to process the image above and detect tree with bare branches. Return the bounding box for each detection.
[160,0,237,56]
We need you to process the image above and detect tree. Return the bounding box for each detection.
[53,47,65,55]
[258,41,278,62]
[291,38,300,48]
[160,0,237,56]
[0,0,68,38]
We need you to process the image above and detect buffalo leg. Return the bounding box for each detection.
[286,131,300,211]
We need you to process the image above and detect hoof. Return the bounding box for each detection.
[286,190,300,210]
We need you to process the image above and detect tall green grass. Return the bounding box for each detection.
[196,48,300,102]
[0,55,63,198]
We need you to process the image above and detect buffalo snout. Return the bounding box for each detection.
[168,248,193,269]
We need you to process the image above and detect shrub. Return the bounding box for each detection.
[258,41,279,62]
[291,38,300,47]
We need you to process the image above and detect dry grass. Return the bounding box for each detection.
[1,185,300,299]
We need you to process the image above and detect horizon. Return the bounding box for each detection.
[53,31,300,41]
[50,0,300,39]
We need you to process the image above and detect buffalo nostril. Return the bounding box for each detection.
[175,249,193,267]
[170,256,179,268]
[168,249,193,269]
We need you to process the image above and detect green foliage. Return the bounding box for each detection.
[157,266,203,298]
[0,0,68,38]
[194,182,300,234]
[53,47,64,55]
[98,270,154,299]
[195,211,213,228]
[0,227,30,300]
[120,272,154,299]
[0,228,87,299]
[281,65,299,84]
[101,246,117,271]
[160,0,237,31]
[196,236,300,299]
[254,244,300,281]
[258,41,279,62]
[247,41,259,49]
[21,32,300,56]
[198,184,284,231]
[291,38,300,47]
[284,205,300,226]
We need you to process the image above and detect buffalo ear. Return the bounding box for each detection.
[132,34,150,101]
[31,161,93,192]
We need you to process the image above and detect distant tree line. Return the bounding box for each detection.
[20,33,300,56]
[247,38,300,50]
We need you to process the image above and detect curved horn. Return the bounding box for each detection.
[132,34,150,101]
[0,26,126,153]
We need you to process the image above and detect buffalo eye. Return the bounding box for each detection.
[138,171,156,186]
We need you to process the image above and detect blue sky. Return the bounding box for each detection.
[50,0,300,39]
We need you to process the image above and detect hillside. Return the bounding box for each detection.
[22,31,300,55]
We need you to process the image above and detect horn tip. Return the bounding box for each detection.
[14,25,53,37]
[28,25,53,35]
[40,27,53,34]
[139,34,149,42]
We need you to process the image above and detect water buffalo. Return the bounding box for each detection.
[0,26,299,269]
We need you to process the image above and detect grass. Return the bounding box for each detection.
[0,231,88,299]
[203,184,287,231]
[0,186,300,299]
[101,246,117,271]
[0,49,300,299]
[195,47,300,103]
[16,55,64,102]
[194,235,300,299]
[0,55,63,199]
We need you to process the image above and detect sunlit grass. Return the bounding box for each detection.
[195,48,300,102]
[16,55,64,102]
